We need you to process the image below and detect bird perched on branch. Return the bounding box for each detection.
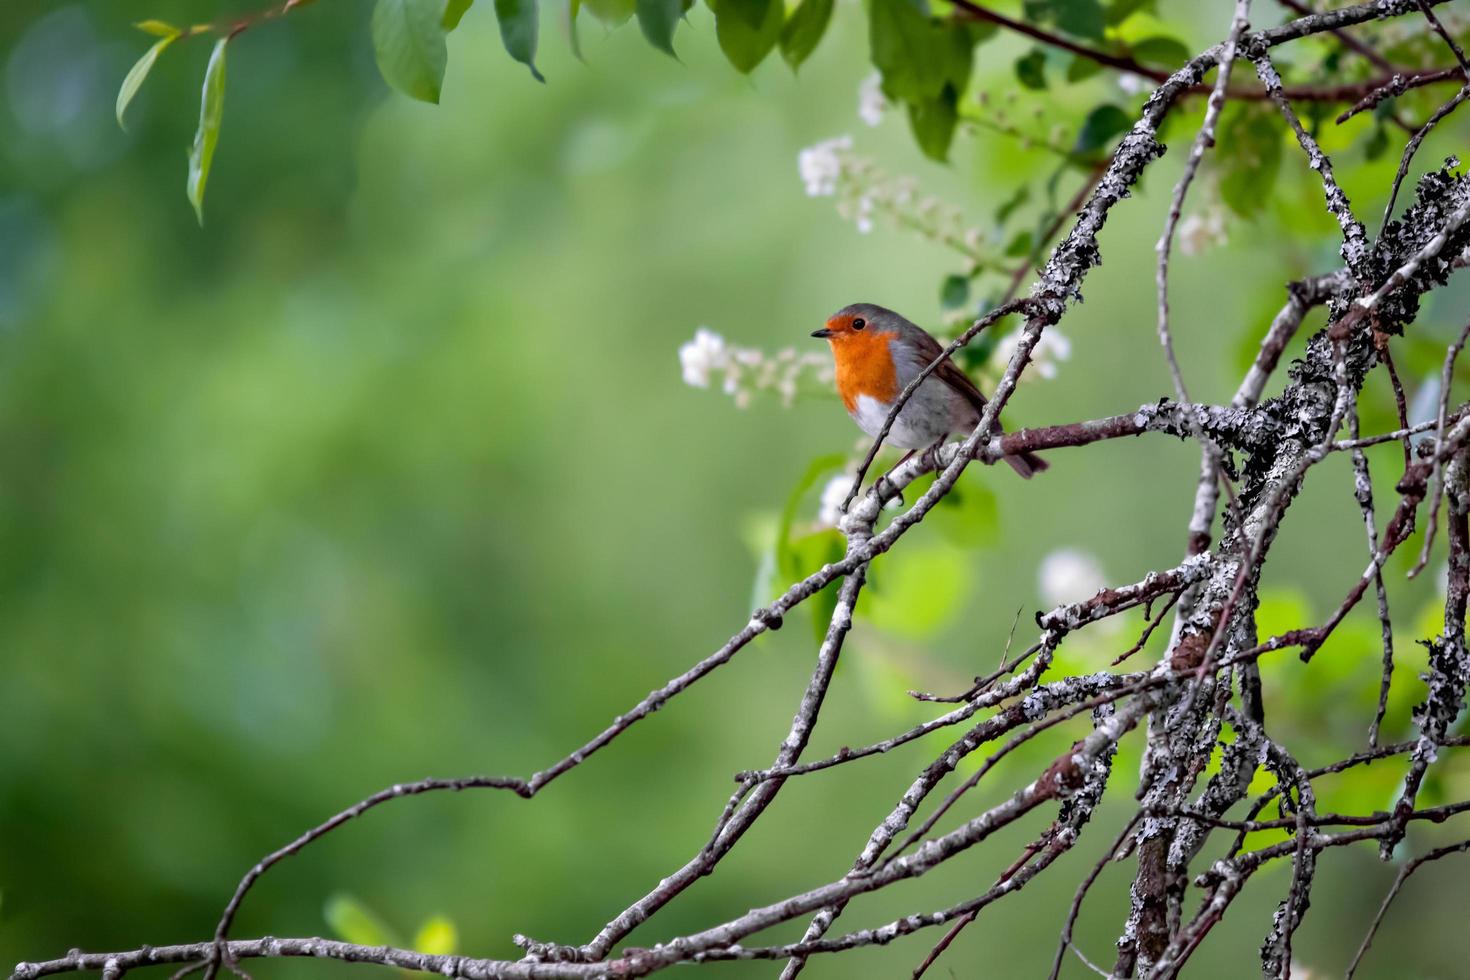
[811,303,1046,479]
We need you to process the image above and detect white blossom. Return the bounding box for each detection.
[1117,73,1149,96]
[795,135,985,258]
[857,73,888,127]
[1039,549,1107,608]
[798,136,852,197]
[678,327,833,409]
[1177,208,1228,256]
[990,327,1072,381]
[679,327,727,388]
[817,474,852,527]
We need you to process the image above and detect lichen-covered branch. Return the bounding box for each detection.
[17,2,1470,979]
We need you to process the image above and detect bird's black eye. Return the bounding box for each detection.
[852,317,866,330]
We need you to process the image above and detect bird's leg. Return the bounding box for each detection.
[875,448,917,505]
[922,435,947,470]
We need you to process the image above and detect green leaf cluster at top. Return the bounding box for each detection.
[113,0,1297,222]
[870,0,990,162]
[372,0,544,102]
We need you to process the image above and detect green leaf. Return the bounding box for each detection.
[637,0,685,56]
[953,330,995,374]
[769,454,847,641]
[1130,35,1189,68]
[741,513,781,611]
[940,273,969,311]
[116,34,178,131]
[1015,49,1047,90]
[1104,0,1154,25]
[1075,103,1130,154]
[864,540,973,638]
[325,894,401,948]
[938,22,975,93]
[1218,104,1282,217]
[414,916,459,954]
[583,0,634,27]
[929,480,997,546]
[964,19,999,45]
[790,530,846,642]
[907,85,958,162]
[994,183,1030,223]
[561,0,584,58]
[372,0,448,103]
[870,0,947,101]
[1364,123,1389,162]
[776,454,847,583]
[1049,0,1105,40]
[443,0,474,29]
[779,0,834,70]
[709,0,783,74]
[495,0,545,81]
[186,39,228,226]
[1004,229,1032,257]
[1065,54,1103,82]
[134,19,182,36]
[1254,588,1313,643]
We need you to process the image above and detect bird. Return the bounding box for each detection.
[811,302,1047,479]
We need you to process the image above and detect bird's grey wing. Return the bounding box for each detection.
[899,326,990,415]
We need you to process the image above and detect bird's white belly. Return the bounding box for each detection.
[850,379,977,450]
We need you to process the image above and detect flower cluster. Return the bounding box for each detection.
[987,326,1072,381]
[857,73,889,127]
[817,473,852,528]
[678,327,834,409]
[798,135,852,198]
[797,135,987,263]
[1117,73,1150,97]
[1038,548,1107,608]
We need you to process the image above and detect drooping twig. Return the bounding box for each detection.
[1382,84,1470,226]
[1346,836,1470,978]
[1156,0,1252,405]
[1415,0,1470,77]
[1346,402,1398,747]
[1409,316,1470,577]
[1336,67,1464,123]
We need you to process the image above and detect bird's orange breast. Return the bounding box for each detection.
[832,331,901,412]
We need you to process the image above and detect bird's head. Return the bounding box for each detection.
[810,303,902,345]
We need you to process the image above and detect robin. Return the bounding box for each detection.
[811,303,1046,479]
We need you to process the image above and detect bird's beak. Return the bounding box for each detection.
[810,328,833,339]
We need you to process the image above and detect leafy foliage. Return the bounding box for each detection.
[372,0,449,103]
[778,0,834,70]
[637,0,689,57]
[112,0,1467,219]
[326,894,461,966]
[709,0,783,74]
[1217,103,1284,218]
[116,27,180,131]
[186,39,228,225]
[494,0,546,81]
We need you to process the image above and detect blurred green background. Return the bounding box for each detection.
[2,1,1469,976]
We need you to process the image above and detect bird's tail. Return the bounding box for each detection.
[1004,451,1048,479]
